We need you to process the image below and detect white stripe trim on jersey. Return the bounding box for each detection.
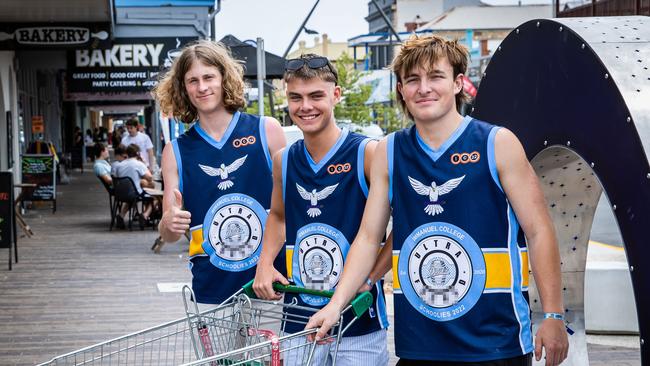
[484,288,513,294]
[481,247,509,253]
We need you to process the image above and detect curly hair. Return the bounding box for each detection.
[152,40,246,123]
[390,35,470,120]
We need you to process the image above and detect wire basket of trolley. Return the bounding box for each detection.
[36,280,373,366]
[181,279,373,366]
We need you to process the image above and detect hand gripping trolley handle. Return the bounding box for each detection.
[182,279,374,366]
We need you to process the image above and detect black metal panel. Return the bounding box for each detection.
[472,18,649,364]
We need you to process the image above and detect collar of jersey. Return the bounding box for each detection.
[415,115,472,162]
[194,111,241,149]
[303,127,349,174]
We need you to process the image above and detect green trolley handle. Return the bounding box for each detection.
[242,279,373,319]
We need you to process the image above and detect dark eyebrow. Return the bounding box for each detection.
[287,92,303,98]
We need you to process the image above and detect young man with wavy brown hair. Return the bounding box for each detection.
[153,40,286,307]
[307,35,569,366]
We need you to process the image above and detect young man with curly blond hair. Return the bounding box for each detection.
[154,40,286,306]
[307,35,569,366]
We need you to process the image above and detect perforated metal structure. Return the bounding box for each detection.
[472,16,649,365]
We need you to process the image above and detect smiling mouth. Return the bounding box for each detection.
[297,114,320,120]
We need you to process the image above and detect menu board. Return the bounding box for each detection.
[21,154,56,202]
[0,172,13,250]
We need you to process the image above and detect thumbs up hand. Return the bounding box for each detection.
[160,189,192,236]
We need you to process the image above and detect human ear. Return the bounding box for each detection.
[454,74,464,94]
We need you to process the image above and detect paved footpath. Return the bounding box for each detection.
[0,168,640,365]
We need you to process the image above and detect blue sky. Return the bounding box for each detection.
[213,0,552,56]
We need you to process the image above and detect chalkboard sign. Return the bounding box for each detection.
[21,154,56,202]
[0,172,14,251]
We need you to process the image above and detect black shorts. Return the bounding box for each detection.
[397,353,532,366]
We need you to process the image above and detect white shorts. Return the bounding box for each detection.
[283,328,389,366]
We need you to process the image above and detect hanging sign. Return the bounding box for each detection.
[66,37,198,93]
[0,23,110,50]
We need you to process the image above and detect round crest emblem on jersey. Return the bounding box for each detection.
[201,193,267,272]
[398,222,486,321]
[293,223,350,306]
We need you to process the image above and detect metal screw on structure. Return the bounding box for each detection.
[559,26,563,31]
[641,339,645,346]
[627,116,632,123]
[647,173,650,179]
[581,44,585,49]
[498,46,502,51]
[630,265,634,272]
[544,140,548,146]
[516,29,520,34]
[567,141,571,146]
[536,21,540,27]
[471,107,475,113]
[613,204,617,210]
[591,162,595,168]
[605,73,609,79]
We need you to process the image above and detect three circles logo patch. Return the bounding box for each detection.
[398,222,485,321]
[451,151,480,165]
[202,193,267,272]
[293,223,350,306]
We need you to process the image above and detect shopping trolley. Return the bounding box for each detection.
[183,280,373,366]
[37,280,373,366]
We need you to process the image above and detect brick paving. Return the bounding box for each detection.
[0,167,641,365]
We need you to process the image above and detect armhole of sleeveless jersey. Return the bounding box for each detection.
[281,145,291,205]
[387,133,395,204]
[357,138,371,198]
[259,116,273,172]
[487,126,504,193]
[171,139,183,194]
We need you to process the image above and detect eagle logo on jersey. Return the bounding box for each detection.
[408,175,465,216]
[199,155,248,190]
[296,183,339,218]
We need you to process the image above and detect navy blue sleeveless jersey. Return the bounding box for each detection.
[388,116,532,361]
[282,129,389,337]
[172,111,286,304]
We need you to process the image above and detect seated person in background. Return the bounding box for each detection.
[112,143,154,227]
[111,144,128,170]
[93,142,112,186]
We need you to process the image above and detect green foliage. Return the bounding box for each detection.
[245,96,273,116]
[333,53,403,133]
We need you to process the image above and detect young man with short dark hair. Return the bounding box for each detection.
[253,54,392,365]
[121,118,156,169]
[93,142,112,185]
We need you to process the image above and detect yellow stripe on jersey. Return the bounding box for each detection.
[484,252,512,289]
[392,249,529,291]
[521,250,529,288]
[189,228,205,257]
[392,253,401,291]
[286,247,294,278]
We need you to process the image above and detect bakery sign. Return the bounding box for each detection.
[66,37,198,93]
[0,23,111,49]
